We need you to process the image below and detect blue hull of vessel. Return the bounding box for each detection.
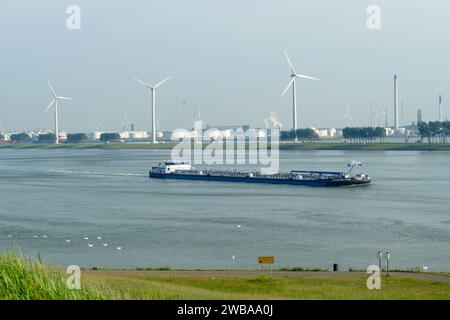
[149,172,370,187]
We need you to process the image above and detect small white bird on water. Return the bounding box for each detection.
[97,235,102,240]
[42,235,48,239]
[65,239,71,243]
[237,224,242,228]
[84,236,89,240]
[103,243,108,247]
[232,255,236,261]
[116,246,122,250]
[88,243,93,247]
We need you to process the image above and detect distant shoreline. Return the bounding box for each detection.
[1,142,450,151]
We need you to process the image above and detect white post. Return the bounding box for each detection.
[386,251,390,277]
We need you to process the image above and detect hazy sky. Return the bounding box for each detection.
[1,0,449,132]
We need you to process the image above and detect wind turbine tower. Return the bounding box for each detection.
[394,75,399,130]
[281,51,319,131]
[134,76,171,143]
[45,81,74,144]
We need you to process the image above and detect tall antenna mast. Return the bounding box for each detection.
[394,75,399,130]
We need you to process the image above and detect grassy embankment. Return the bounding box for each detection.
[1,142,450,151]
[0,251,104,300]
[1,251,450,300]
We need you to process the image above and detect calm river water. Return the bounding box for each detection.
[0,148,449,271]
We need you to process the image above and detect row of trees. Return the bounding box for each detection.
[418,121,450,144]
[280,127,387,143]
[99,133,121,142]
[343,127,386,143]
[67,133,88,143]
[280,129,319,142]
[10,133,32,143]
[37,133,56,143]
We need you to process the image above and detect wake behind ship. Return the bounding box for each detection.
[149,161,371,187]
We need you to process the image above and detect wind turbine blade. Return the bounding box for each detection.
[284,50,296,75]
[295,74,320,81]
[57,96,74,100]
[154,76,172,88]
[45,99,55,112]
[280,78,295,97]
[47,81,57,97]
[134,77,153,88]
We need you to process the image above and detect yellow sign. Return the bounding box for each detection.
[258,256,275,264]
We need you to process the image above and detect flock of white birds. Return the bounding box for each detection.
[3,224,245,257]
[4,233,123,251]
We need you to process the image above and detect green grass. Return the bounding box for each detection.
[1,252,449,300]
[83,271,450,300]
[0,251,106,300]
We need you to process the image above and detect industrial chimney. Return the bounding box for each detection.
[394,75,399,130]
[439,95,443,122]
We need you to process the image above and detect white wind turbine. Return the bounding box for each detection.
[281,51,319,131]
[134,76,171,143]
[45,81,74,144]
[341,107,353,127]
